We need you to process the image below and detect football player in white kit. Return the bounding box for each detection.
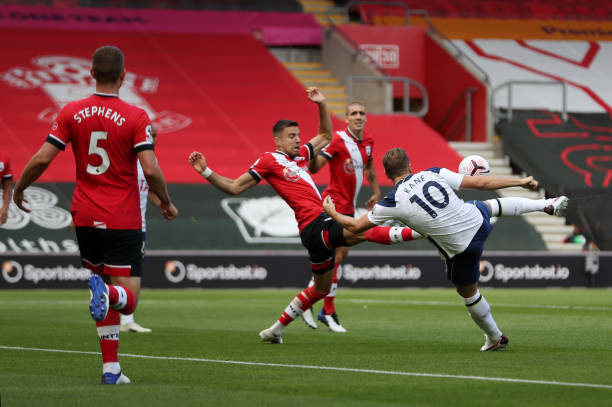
[323,147,569,351]
[120,125,162,333]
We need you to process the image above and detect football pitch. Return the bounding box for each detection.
[1,288,611,406]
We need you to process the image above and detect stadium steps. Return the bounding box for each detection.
[450,141,580,252]
[281,61,348,116]
[298,0,348,26]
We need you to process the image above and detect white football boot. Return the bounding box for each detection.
[544,196,569,216]
[300,308,318,329]
[317,310,347,333]
[259,328,283,344]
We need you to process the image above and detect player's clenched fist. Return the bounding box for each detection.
[189,151,207,173]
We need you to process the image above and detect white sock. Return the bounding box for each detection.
[327,282,338,298]
[103,362,121,375]
[121,313,134,325]
[463,290,502,340]
[486,197,546,217]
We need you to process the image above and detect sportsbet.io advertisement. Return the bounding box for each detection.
[1,252,610,289]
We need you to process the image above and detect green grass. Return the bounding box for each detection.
[1,288,611,406]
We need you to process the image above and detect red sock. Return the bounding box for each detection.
[279,286,326,325]
[107,285,137,315]
[323,264,340,314]
[96,308,120,364]
[364,226,417,245]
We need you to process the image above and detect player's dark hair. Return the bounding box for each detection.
[273,119,299,136]
[92,46,124,84]
[382,148,411,180]
[346,101,366,115]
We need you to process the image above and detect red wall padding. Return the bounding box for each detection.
[0,28,459,186]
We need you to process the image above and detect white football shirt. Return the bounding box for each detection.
[368,167,484,258]
[137,161,149,232]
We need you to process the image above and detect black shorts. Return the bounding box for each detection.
[300,213,347,274]
[75,227,143,277]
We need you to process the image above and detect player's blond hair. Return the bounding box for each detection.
[382,148,411,180]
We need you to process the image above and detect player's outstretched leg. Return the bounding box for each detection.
[364,226,421,245]
[487,196,568,217]
[260,286,327,344]
[120,313,152,333]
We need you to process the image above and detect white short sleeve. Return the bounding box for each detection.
[439,168,464,191]
[367,205,395,226]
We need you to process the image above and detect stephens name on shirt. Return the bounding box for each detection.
[73,106,126,126]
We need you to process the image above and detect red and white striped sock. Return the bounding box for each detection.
[107,284,137,315]
[364,226,421,245]
[96,308,121,374]
[278,286,327,327]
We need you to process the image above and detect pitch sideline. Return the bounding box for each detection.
[1,345,611,390]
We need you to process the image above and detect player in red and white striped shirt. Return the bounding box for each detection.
[189,88,420,344]
[300,102,383,332]
[14,46,178,384]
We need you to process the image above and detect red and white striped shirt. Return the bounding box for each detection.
[0,149,13,182]
[320,129,374,215]
[248,143,323,232]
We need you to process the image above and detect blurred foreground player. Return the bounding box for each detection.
[13,46,178,382]
[323,147,568,351]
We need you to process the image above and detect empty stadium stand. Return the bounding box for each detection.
[344,0,612,22]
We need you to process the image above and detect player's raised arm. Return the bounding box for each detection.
[305,87,333,155]
[461,174,538,191]
[307,153,329,174]
[189,151,257,196]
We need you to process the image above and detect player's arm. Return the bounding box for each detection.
[138,149,178,220]
[13,142,61,213]
[323,195,376,234]
[364,160,382,210]
[188,151,257,195]
[460,174,538,191]
[147,191,163,208]
[308,153,329,174]
[305,87,333,155]
[0,178,12,225]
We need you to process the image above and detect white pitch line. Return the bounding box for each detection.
[0,299,610,312]
[347,299,612,312]
[1,345,611,390]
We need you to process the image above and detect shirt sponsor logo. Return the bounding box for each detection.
[282,167,301,182]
